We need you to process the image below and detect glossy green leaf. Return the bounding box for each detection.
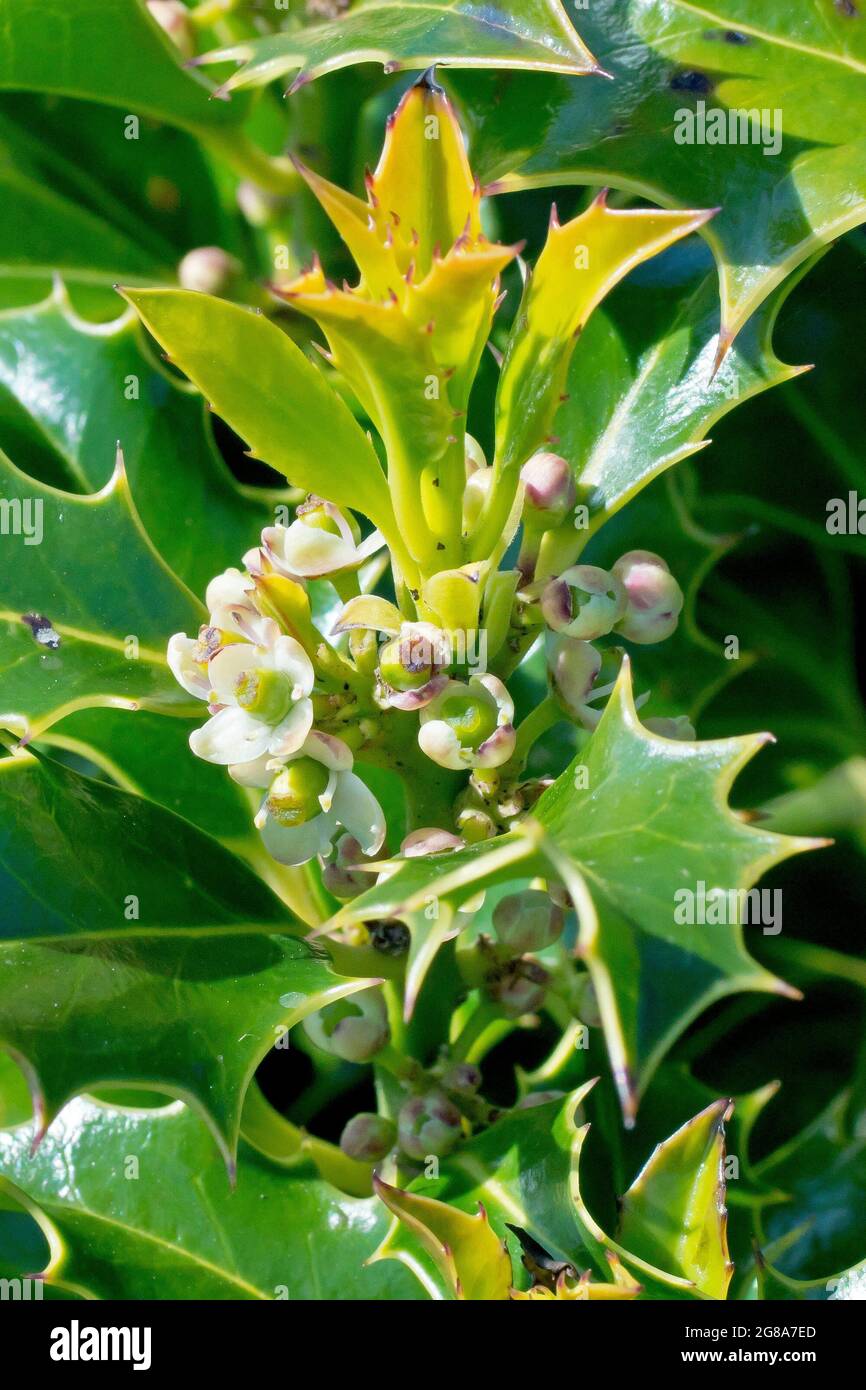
[0,0,242,135]
[373,1175,512,1300]
[618,1098,733,1298]
[122,288,400,546]
[559,270,806,535]
[494,197,714,475]
[0,1096,421,1299]
[0,748,375,1165]
[196,0,600,97]
[536,661,816,1119]
[0,287,285,592]
[456,0,866,341]
[0,449,201,741]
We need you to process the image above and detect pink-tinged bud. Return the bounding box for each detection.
[398,1090,462,1161]
[493,890,564,955]
[440,1062,482,1096]
[643,715,696,741]
[339,1112,396,1162]
[546,634,602,714]
[303,988,390,1062]
[322,833,370,900]
[401,827,464,857]
[488,959,549,1018]
[178,246,242,296]
[541,565,626,640]
[465,435,488,476]
[521,452,577,521]
[612,551,683,644]
[147,1,194,58]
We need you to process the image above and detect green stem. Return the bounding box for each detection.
[449,999,499,1063]
[203,128,301,197]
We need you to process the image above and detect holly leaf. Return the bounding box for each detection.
[0,448,201,742]
[0,1095,421,1299]
[373,1176,512,1300]
[0,748,377,1167]
[455,0,866,343]
[0,286,285,593]
[559,268,807,535]
[535,661,818,1120]
[618,1098,733,1298]
[122,288,400,545]
[0,0,243,135]
[195,0,600,97]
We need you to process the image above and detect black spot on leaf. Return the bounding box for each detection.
[670,70,714,95]
[21,613,60,649]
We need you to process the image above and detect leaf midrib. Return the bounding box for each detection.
[669,0,866,76]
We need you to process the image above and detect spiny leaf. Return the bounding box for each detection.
[0,286,287,593]
[618,1098,734,1298]
[0,448,201,742]
[372,1176,512,1300]
[0,749,376,1168]
[121,288,402,553]
[536,659,819,1120]
[458,0,866,345]
[494,195,716,475]
[0,1096,421,1300]
[194,0,601,96]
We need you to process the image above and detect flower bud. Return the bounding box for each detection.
[339,1112,396,1163]
[401,827,464,857]
[303,988,390,1062]
[147,1,194,57]
[541,565,626,640]
[463,464,494,531]
[398,1090,462,1161]
[546,633,602,715]
[178,246,242,296]
[487,959,549,1018]
[643,715,696,741]
[493,890,564,955]
[321,833,369,899]
[521,451,576,522]
[464,435,488,476]
[612,551,683,644]
[440,1062,482,1096]
[456,806,497,843]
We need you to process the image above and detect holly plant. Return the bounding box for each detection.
[1,0,865,1304]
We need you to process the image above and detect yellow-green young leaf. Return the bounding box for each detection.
[332,594,403,636]
[194,0,600,96]
[372,1175,512,1300]
[120,288,399,547]
[0,448,202,742]
[536,659,820,1121]
[618,1099,734,1299]
[493,195,716,476]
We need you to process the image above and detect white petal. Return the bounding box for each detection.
[167,634,209,700]
[300,731,354,772]
[331,772,386,856]
[264,521,357,578]
[418,720,467,770]
[356,529,387,562]
[267,699,314,758]
[476,723,516,768]
[270,635,315,696]
[260,810,337,866]
[189,706,272,764]
[206,567,253,613]
[228,754,277,788]
[208,643,259,706]
[472,673,514,725]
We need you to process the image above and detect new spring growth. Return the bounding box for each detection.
[339,1113,397,1163]
[612,550,684,644]
[398,1090,463,1161]
[493,890,564,955]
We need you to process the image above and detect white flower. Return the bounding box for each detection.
[188,633,315,766]
[418,673,515,770]
[262,499,384,580]
[236,732,386,868]
[205,566,276,646]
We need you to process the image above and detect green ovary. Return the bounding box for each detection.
[265,758,330,826]
[234,667,293,724]
[439,693,496,748]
